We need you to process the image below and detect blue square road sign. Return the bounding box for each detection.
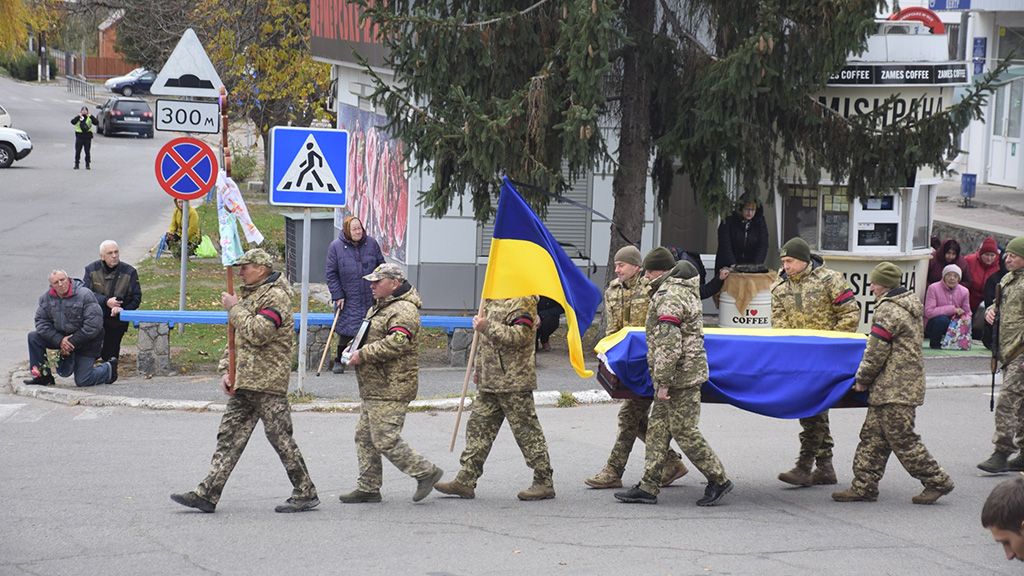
[269,126,349,207]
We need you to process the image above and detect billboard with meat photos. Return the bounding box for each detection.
[335,104,409,264]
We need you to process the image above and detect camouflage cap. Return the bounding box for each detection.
[363,262,406,282]
[236,248,274,269]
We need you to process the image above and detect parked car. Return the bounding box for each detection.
[0,103,10,128]
[0,126,32,168]
[109,69,157,96]
[104,67,149,89]
[96,96,153,138]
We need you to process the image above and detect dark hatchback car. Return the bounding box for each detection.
[109,70,157,96]
[97,96,153,138]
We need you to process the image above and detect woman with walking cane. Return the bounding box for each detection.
[325,216,384,374]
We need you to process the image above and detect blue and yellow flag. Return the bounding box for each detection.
[482,177,602,377]
[596,327,869,418]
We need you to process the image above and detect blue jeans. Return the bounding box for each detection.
[27,331,111,387]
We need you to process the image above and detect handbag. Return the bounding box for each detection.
[940,317,972,351]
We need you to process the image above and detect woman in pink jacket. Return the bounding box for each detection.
[924,264,972,349]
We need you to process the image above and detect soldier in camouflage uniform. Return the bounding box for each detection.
[832,262,954,504]
[614,248,733,506]
[771,237,859,488]
[171,249,319,513]
[340,263,444,503]
[979,237,1024,474]
[435,296,556,501]
[586,246,688,489]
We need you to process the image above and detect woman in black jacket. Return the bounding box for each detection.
[715,199,769,273]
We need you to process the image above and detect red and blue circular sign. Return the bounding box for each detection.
[154,137,218,200]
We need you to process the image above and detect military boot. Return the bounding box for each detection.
[517,483,555,501]
[660,459,689,487]
[338,489,382,503]
[1007,453,1024,472]
[413,466,443,502]
[831,488,877,502]
[170,491,216,513]
[778,456,814,487]
[584,466,623,489]
[812,458,838,485]
[434,479,475,499]
[912,483,954,505]
[978,451,1011,474]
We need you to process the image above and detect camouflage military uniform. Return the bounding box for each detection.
[771,259,859,466]
[196,271,316,505]
[639,275,728,496]
[599,273,683,478]
[992,269,1024,456]
[353,282,437,492]
[454,297,554,489]
[847,288,953,499]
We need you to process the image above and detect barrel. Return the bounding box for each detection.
[717,271,775,328]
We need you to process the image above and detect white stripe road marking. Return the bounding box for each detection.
[0,404,26,423]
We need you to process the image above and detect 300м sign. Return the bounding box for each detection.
[155,99,220,134]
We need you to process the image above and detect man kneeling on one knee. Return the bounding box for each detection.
[24,269,116,387]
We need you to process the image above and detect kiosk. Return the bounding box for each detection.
[774,11,969,332]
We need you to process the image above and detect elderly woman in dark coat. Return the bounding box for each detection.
[325,216,385,373]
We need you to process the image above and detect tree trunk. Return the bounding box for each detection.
[605,0,655,286]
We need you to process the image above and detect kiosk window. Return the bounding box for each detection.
[913,186,931,249]
[783,186,819,249]
[860,196,894,211]
[821,192,850,251]
[858,223,898,247]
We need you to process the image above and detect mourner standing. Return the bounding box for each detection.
[614,248,732,506]
[435,296,556,501]
[832,262,954,504]
[171,249,319,513]
[585,245,688,490]
[771,237,859,488]
[339,263,443,503]
[978,236,1024,474]
[71,105,96,170]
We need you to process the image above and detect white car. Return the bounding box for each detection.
[0,103,10,128]
[0,127,32,168]
[104,67,148,89]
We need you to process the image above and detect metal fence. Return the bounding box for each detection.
[66,75,95,101]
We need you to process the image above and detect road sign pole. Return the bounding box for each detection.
[178,200,190,334]
[297,208,312,393]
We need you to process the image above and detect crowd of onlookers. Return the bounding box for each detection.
[926,235,1005,351]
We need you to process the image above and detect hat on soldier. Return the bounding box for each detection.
[236,248,274,269]
[642,247,676,272]
[868,261,902,288]
[780,237,811,263]
[671,259,699,280]
[364,262,406,282]
[614,245,643,267]
[1007,236,1024,259]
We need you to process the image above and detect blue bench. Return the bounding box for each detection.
[120,310,474,374]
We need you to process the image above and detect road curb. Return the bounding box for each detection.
[8,370,994,413]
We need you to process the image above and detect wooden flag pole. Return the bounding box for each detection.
[220,85,237,389]
[450,298,487,452]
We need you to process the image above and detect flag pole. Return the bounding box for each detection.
[220,85,236,388]
[450,297,487,452]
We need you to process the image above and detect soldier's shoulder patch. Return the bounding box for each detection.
[388,325,414,340]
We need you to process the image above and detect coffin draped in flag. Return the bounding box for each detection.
[595,327,869,418]
[482,177,602,378]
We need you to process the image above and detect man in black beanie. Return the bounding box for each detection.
[772,237,859,488]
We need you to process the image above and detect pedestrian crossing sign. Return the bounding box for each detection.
[269,126,348,207]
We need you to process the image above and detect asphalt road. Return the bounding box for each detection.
[0,387,1018,575]
[0,76,174,376]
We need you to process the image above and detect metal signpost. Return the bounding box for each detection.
[268,126,349,391]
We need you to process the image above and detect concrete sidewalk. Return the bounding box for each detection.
[934,179,1024,244]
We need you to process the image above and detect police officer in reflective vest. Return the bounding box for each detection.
[71,105,96,170]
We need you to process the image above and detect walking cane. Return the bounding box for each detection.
[316,305,342,377]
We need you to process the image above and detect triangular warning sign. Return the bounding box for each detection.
[278,134,341,193]
[151,28,224,98]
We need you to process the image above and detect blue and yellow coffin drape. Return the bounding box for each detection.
[595,327,870,418]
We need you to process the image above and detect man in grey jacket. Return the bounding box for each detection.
[23,269,114,387]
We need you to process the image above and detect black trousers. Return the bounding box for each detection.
[101,318,128,361]
[74,134,92,166]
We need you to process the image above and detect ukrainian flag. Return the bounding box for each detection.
[596,327,869,418]
[482,178,603,378]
